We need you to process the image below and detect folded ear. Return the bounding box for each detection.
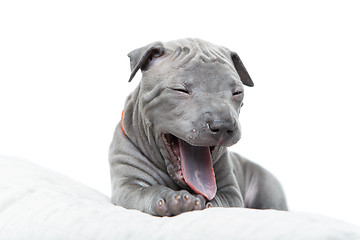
[128,42,165,82]
[231,52,254,87]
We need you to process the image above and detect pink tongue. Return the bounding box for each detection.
[179,139,217,200]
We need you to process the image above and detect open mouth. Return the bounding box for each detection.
[162,133,217,200]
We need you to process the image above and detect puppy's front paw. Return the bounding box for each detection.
[153,190,206,216]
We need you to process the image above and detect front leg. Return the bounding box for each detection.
[110,156,207,216]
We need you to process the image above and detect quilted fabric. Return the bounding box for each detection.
[0,156,359,240]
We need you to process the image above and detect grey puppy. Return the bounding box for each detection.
[109,39,287,216]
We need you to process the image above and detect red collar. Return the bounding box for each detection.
[120,110,128,137]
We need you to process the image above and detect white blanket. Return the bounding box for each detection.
[1,156,359,240]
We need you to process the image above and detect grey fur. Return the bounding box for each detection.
[109,39,287,216]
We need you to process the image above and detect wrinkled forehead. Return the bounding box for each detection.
[165,40,242,88]
[164,39,233,68]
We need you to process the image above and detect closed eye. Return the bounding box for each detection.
[232,91,243,96]
[174,88,190,94]
[170,87,190,95]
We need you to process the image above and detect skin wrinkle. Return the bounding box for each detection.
[177,51,197,69]
[171,47,182,61]
[115,157,162,186]
[244,171,259,208]
[110,150,166,187]
[212,153,243,207]
[134,107,167,173]
[123,90,169,175]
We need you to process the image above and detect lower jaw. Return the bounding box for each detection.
[162,133,215,177]
[162,133,217,200]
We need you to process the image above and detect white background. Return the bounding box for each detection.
[1,0,359,226]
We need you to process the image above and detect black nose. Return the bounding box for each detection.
[207,119,235,136]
